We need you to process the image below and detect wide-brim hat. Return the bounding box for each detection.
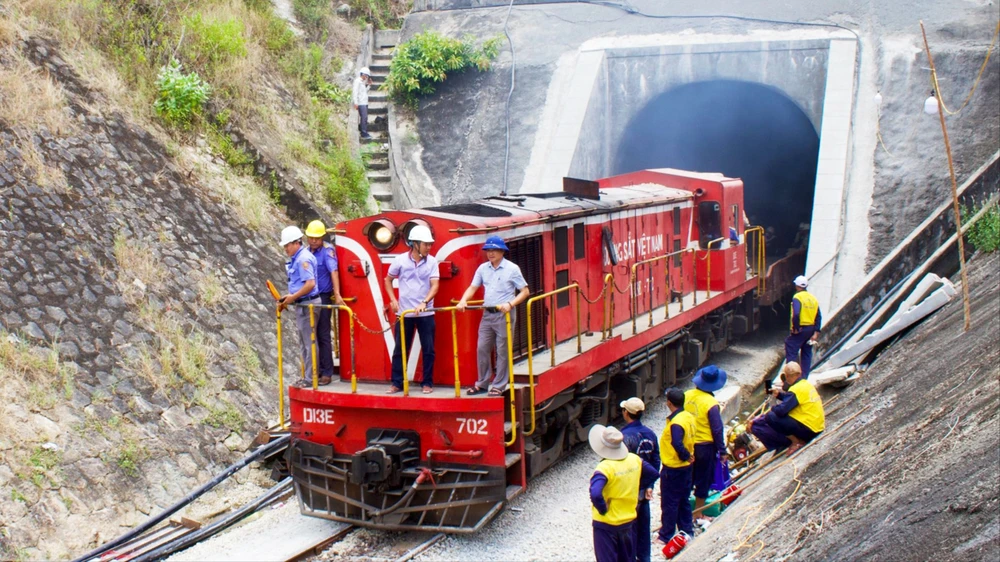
[693,365,727,393]
[588,424,628,461]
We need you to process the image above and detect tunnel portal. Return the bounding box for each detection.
[613,80,820,257]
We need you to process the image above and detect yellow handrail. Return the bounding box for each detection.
[398,305,491,398]
[745,226,766,294]
[699,237,726,300]
[276,305,285,429]
[629,249,690,335]
[601,273,613,340]
[503,311,517,446]
[278,302,359,428]
[524,284,583,436]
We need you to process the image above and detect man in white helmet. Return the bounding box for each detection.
[278,226,323,386]
[786,275,822,378]
[353,67,372,140]
[383,225,439,394]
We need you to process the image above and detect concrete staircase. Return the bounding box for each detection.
[363,30,399,210]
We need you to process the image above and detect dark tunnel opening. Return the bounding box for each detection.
[613,80,820,257]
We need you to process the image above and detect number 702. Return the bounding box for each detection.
[456,417,488,435]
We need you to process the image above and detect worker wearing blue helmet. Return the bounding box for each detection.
[457,236,530,396]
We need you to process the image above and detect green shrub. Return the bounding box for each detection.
[292,0,330,37]
[153,60,211,127]
[385,31,502,107]
[207,113,255,172]
[182,13,247,70]
[204,402,245,432]
[261,13,296,54]
[962,201,1000,253]
[348,0,409,29]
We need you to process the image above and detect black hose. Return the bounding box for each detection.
[73,434,290,562]
[131,478,293,562]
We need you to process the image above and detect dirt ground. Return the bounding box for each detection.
[682,250,1000,562]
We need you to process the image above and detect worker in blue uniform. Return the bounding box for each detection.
[305,220,344,386]
[619,397,660,562]
[749,362,825,455]
[786,275,822,378]
[589,424,660,562]
[278,226,322,387]
[684,365,729,515]
[657,389,695,546]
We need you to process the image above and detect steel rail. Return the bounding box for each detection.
[73,434,290,562]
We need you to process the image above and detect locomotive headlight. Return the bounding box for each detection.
[363,219,397,251]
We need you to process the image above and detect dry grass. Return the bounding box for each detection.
[0,331,76,443]
[196,270,228,308]
[0,47,72,132]
[176,144,281,232]
[113,231,169,305]
[128,306,215,395]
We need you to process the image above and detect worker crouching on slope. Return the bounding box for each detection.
[589,425,660,562]
[620,398,660,562]
[786,275,822,378]
[684,366,729,515]
[748,362,825,455]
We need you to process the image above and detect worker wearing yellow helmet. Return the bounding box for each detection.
[305,220,344,386]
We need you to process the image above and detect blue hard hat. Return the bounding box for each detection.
[482,236,508,252]
[693,365,728,393]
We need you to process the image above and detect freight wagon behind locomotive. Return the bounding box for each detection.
[283,169,767,533]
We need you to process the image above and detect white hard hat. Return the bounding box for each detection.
[408,224,434,243]
[280,226,304,246]
[359,67,370,76]
[794,275,809,288]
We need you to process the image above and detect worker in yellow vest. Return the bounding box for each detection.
[748,362,825,454]
[589,424,659,562]
[657,389,696,547]
[684,366,729,514]
[786,275,822,377]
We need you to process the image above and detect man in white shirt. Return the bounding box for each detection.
[352,67,372,140]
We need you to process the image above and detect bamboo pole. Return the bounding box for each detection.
[920,21,971,332]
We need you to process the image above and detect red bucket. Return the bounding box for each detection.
[720,484,742,506]
[662,531,689,559]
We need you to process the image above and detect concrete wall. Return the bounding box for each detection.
[396,2,999,315]
[565,40,831,182]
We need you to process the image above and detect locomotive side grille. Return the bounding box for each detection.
[506,236,545,360]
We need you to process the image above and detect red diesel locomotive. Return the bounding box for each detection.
[284,168,766,533]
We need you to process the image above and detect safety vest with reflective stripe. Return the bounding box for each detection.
[592,453,643,526]
[660,410,696,469]
[684,388,719,444]
[788,378,825,433]
[791,291,820,328]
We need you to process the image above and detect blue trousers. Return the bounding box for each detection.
[751,415,820,451]
[785,326,817,377]
[658,466,694,541]
[593,520,635,562]
[692,443,716,499]
[634,500,651,562]
[390,316,435,389]
[316,293,335,378]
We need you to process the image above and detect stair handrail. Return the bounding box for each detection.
[524,283,584,436]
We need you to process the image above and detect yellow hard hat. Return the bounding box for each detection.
[305,220,327,238]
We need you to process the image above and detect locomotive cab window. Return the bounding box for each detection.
[555,226,569,265]
[698,201,722,249]
[673,207,681,235]
[573,223,585,260]
[556,270,570,308]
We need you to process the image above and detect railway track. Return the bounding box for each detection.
[71,431,356,562]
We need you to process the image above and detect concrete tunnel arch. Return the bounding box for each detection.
[612,80,820,257]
